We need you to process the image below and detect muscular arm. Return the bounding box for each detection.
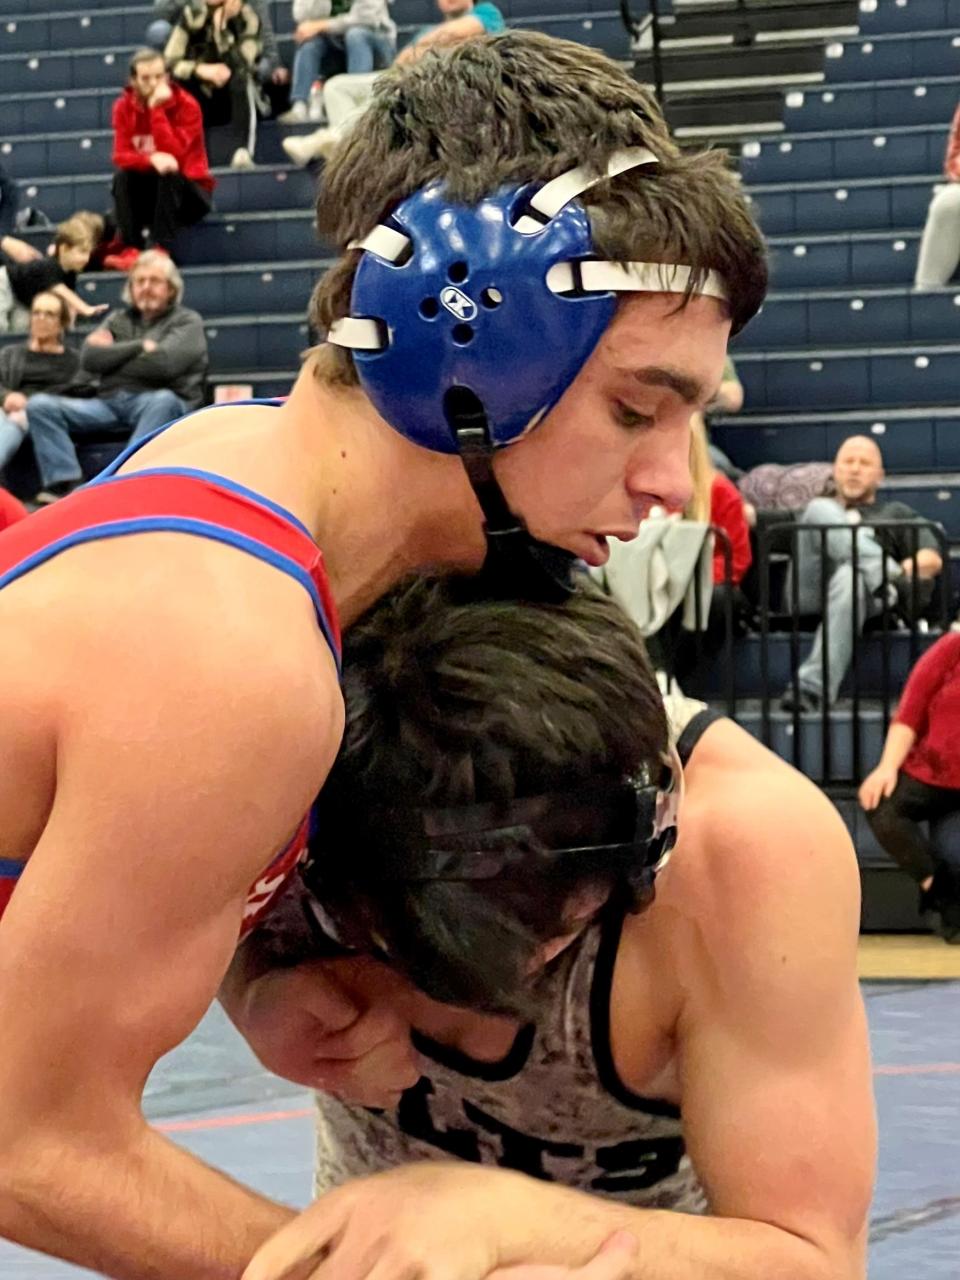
[0,613,340,1279]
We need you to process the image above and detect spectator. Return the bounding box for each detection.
[859,632,960,943]
[0,291,81,474]
[780,435,943,712]
[278,0,396,125]
[914,101,960,291]
[165,0,264,169]
[0,217,107,332]
[150,1,291,104]
[283,0,504,165]
[110,48,214,268]
[26,251,208,503]
[645,414,752,685]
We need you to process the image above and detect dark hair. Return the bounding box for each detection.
[31,290,71,332]
[310,30,767,385]
[306,574,668,1014]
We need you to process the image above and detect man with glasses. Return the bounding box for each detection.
[0,291,82,476]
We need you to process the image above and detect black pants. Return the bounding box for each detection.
[647,583,749,687]
[112,169,211,251]
[867,772,960,923]
[182,74,255,161]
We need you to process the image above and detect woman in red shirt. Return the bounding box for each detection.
[859,632,960,942]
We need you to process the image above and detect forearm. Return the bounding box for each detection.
[0,1118,293,1280]
[881,721,917,770]
[52,284,89,313]
[501,1184,844,1280]
[81,339,144,373]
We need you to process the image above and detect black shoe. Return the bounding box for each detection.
[779,688,822,714]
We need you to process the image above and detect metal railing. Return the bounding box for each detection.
[757,519,952,784]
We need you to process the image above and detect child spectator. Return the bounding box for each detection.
[0,218,108,333]
[278,0,396,124]
[0,291,81,474]
[165,0,264,169]
[110,48,215,268]
[914,101,960,290]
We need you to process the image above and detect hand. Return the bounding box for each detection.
[242,1164,521,1280]
[295,19,326,42]
[235,954,421,1107]
[488,1234,639,1280]
[86,327,114,347]
[150,151,180,174]
[858,763,899,811]
[142,338,159,354]
[223,0,243,16]
[148,80,173,107]
[198,62,232,87]
[272,66,291,84]
[3,391,27,414]
[80,303,110,320]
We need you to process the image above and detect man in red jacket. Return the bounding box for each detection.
[109,48,216,268]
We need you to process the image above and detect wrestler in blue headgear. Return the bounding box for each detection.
[313,32,767,600]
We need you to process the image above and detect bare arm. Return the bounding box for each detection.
[51,282,107,320]
[0,616,340,1279]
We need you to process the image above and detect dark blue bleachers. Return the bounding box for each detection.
[766,230,921,289]
[857,0,960,34]
[712,410,960,473]
[749,173,937,235]
[823,30,960,82]
[741,124,950,185]
[734,287,960,351]
[736,345,960,416]
[783,76,958,131]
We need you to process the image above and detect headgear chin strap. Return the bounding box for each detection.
[328,148,729,600]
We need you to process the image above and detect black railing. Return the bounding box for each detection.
[757,519,952,784]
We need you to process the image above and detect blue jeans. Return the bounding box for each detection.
[789,497,900,703]
[27,389,187,488]
[291,28,394,103]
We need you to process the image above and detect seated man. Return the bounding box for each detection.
[110,48,215,267]
[0,291,82,474]
[914,98,960,291]
[224,574,875,1280]
[283,0,505,165]
[26,251,208,502]
[165,0,264,169]
[780,434,942,713]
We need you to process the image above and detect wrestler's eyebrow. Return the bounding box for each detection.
[631,366,705,405]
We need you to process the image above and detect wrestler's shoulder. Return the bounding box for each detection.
[663,716,859,926]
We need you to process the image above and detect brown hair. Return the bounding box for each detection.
[128,46,166,78]
[31,290,71,332]
[306,573,669,1014]
[310,31,767,385]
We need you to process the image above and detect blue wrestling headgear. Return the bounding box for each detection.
[328,149,729,601]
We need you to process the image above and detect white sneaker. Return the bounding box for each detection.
[230,146,255,170]
[277,101,308,124]
[282,128,337,167]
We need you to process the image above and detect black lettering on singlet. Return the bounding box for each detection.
[396,1078,481,1161]
[591,1136,685,1193]
[462,1101,582,1180]
[397,1080,683,1192]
